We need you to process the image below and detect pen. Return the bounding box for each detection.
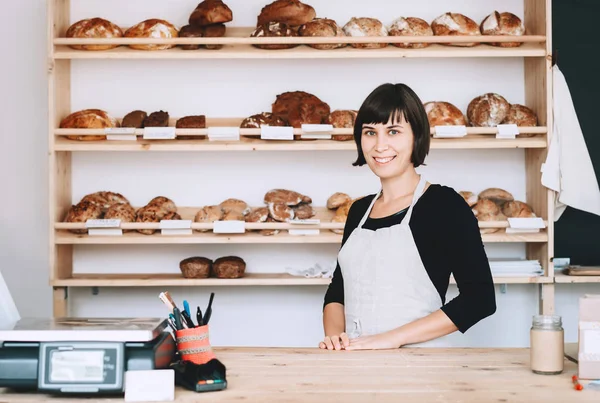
[173,307,183,330]
[181,300,195,328]
[203,293,215,325]
[167,317,177,332]
[197,306,203,326]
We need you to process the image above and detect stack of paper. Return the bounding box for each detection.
[488,259,543,277]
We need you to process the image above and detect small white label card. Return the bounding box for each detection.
[160,219,192,235]
[86,219,121,228]
[213,220,245,234]
[105,127,137,141]
[290,219,321,225]
[143,127,176,140]
[433,125,467,138]
[507,217,545,229]
[208,126,240,141]
[301,124,333,140]
[125,369,174,402]
[583,329,600,355]
[88,229,123,236]
[260,126,294,141]
[289,229,320,236]
[496,124,519,139]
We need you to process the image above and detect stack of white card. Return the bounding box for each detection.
[488,258,543,277]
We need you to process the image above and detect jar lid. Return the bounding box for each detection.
[532,314,562,328]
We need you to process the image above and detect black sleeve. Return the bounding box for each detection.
[438,189,497,333]
[322,196,373,309]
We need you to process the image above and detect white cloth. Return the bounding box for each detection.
[0,269,20,331]
[338,175,450,347]
[541,65,600,220]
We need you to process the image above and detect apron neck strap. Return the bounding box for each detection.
[358,175,427,227]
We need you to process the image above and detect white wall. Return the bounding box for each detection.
[1,0,597,347]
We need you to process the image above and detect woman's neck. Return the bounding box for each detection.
[379,169,420,203]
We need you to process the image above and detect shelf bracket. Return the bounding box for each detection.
[499,284,507,294]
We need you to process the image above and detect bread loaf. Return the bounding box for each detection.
[328,110,357,141]
[259,216,280,236]
[481,11,525,47]
[143,111,169,127]
[502,200,535,218]
[251,22,298,50]
[189,0,233,26]
[335,199,354,218]
[472,198,500,217]
[223,210,245,221]
[80,191,130,213]
[124,19,178,51]
[342,17,388,49]
[298,18,346,50]
[264,189,311,205]
[60,109,119,141]
[65,18,124,51]
[423,102,466,126]
[134,205,163,235]
[200,23,227,49]
[212,256,246,279]
[388,17,433,48]
[121,110,147,128]
[163,212,182,221]
[327,192,351,209]
[241,112,287,128]
[104,203,136,228]
[271,91,330,130]
[178,25,204,50]
[257,0,316,27]
[293,203,315,219]
[245,207,269,223]
[147,196,177,214]
[459,191,478,207]
[330,214,346,234]
[476,210,505,234]
[219,198,250,215]
[268,203,295,222]
[64,201,103,234]
[432,12,480,47]
[179,257,212,278]
[467,93,510,127]
[501,104,537,127]
[478,188,514,204]
[194,205,224,232]
[176,116,206,128]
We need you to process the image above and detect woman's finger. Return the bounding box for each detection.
[331,335,342,350]
[340,332,350,348]
[319,341,326,349]
[324,336,334,350]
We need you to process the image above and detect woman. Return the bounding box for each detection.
[320,83,496,351]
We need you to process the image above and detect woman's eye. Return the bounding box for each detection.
[389,130,399,135]
[363,131,376,136]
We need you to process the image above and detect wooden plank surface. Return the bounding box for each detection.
[0,348,593,402]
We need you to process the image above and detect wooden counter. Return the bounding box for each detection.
[0,347,596,402]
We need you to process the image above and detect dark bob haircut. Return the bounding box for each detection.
[352,83,430,167]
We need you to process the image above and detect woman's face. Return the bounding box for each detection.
[360,112,414,180]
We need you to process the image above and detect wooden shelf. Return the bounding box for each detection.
[53,42,546,60]
[50,273,552,287]
[554,271,600,284]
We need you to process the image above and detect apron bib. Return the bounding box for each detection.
[338,175,451,347]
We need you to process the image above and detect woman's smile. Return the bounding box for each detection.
[373,155,397,165]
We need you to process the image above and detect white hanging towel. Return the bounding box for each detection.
[0,268,20,330]
[541,65,600,220]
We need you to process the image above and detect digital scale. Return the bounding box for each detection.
[0,317,176,394]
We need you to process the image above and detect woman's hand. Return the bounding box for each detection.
[345,331,400,350]
[319,333,350,350]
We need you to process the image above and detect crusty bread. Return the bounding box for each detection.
[298,18,346,50]
[80,191,130,213]
[179,256,212,278]
[219,198,250,215]
[327,192,351,209]
[194,205,224,232]
[189,0,233,26]
[257,0,316,27]
[104,203,136,222]
[134,205,163,235]
[66,18,124,51]
[241,112,287,128]
[293,203,315,219]
[388,17,433,49]
[481,11,525,47]
[64,201,103,234]
[147,196,177,214]
[478,188,514,204]
[245,207,269,223]
[335,199,355,218]
[121,110,147,128]
[432,12,480,47]
[502,104,538,127]
[259,216,280,236]
[472,198,500,217]
[178,24,204,50]
[212,256,246,278]
[60,109,119,141]
[271,91,330,131]
[223,210,245,221]
[502,200,535,218]
[467,93,510,127]
[328,110,357,141]
[251,22,298,50]
[143,111,169,127]
[423,102,466,127]
[459,191,478,207]
[264,189,311,206]
[268,203,295,222]
[124,19,179,51]
[342,17,388,49]
[176,115,206,128]
[330,214,346,234]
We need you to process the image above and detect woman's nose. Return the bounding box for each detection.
[375,134,389,151]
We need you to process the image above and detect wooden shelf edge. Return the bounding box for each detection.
[50,273,553,287]
[554,271,600,284]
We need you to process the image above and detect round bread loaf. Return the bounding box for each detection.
[459,191,478,207]
[298,18,346,50]
[257,0,316,27]
[147,196,177,214]
[143,111,169,127]
[223,210,245,221]
[467,93,510,127]
[327,192,351,209]
[245,207,269,223]
[478,188,514,204]
[60,109,118,141]
[330,214,346,234]
[241,112,287,128]
[212,256,246,279]
[251,22,298,50]
[335,198,355,218]
[476,211,505,234]
[178,24,204,50]
[121,110,147,128]
[135,205,164,235]
[342,17,388,49]
[328,110,357,141]
[271,91,330,130]
[481,11,525,47]
[179,257,212,278]
[64,201,103,234]
[431,12,480,47]
[80,191,130,212]
[124,19,179,51]
[201,23,227,49]
[388,17,433,49]
[163,211,182,221]
[104,203,136,228]
[194,205,224,232]
[502,200,535,218]
[502,104,538,127]
[66,18,124,51]
[472,198,500,217]
[189,0,233,26]
[423,102,466,127]
[219,198,250,215]
[293,203,315,219]
[264,189,311,205]
[268,203,295,222]
[259,216,280,236]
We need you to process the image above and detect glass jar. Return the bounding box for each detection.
[530,315,564,375]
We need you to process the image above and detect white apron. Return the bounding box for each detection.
[338,175,451,347]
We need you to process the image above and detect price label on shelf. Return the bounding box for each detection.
[290,219,321,225]
[260,126,294,141]
[208,127,240,141]
[159,220,192,229]
[143,127,176,140]
[289,229,320,236]
[433,125,467,138]
[105,128,136,141]
[161,229,193,236]
[507,217,545,229]
[301,124,333,140]
[88,229,123,236]
[86,219,121,228]
[496,124,519,139]
[213,220,245,234]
